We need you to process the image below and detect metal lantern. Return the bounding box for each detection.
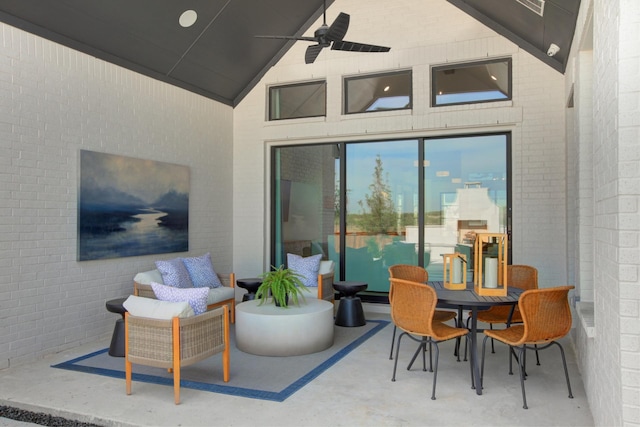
[443,252,467,290]
[473,233,508,296]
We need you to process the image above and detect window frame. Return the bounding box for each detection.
[343,70,413,115]
[431,58,512,107]
[268,80,327,121]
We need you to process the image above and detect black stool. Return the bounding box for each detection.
[333,281,367,327]
[105,297,128,357]
[236,278,263,301]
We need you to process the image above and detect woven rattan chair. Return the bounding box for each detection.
[465,265,539,361]
[388,265,457,360]
[480,286,575,409]
[125,305,230,404]
[389,277,470,400]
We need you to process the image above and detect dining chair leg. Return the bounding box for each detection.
[391,332,405,382]
[515,346,528,409]
[430,340,440,400]
[489,324,495,353]
[480,334,490,390]
[534,344,541,365]
[389,325,397,360]
[407,339,431,372]
[549,342,574,399]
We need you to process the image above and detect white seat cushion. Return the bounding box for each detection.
[123,295,194,319]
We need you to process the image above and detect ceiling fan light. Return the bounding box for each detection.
[179,10,198,28]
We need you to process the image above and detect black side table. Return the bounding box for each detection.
[105,297,128,357]
[236,278,263,301]
[333,281,368,327]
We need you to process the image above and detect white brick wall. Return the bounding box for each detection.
[234,0,567,287]
[0,23,234,368]
[569,0,640,425]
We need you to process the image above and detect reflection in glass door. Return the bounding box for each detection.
[272,133,509,296]
[423,134,508,280]
[344,141,419,292]
[272,144,337,268]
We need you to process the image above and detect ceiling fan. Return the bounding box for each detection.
[255,2,391,64]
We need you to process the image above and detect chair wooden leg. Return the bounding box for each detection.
[124,314,132,396]
[172,317,181,405]
[223,307,230,382]
[125,359,132,396]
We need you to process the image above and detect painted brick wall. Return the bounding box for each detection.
[0,23,234,368]
[570,0,640,425]
[233,0,567,288]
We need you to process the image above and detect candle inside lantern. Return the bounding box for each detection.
[453,257,462,283]
[485,257,498,288]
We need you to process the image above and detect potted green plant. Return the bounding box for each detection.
[255,265,309,307]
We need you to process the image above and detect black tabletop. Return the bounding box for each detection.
[429,281,522,307]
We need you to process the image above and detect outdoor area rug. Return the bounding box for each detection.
[52,319,388,402]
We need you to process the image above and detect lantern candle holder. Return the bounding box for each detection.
[473,233,508,296]
[443,252,467,290]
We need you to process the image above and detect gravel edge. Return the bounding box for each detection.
[0,406,102,427]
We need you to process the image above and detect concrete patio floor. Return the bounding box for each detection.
[0,308,594,427]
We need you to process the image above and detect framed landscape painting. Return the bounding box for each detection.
[78,150,189,261]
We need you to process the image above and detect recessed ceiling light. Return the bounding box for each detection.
[383,86,390,92]
[490,75,497,81]
[179,10,198,28]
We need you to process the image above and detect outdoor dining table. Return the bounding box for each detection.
[429,281,523,396]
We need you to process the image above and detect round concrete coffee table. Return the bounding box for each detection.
[235,299,334,356]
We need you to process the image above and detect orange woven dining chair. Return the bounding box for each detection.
[388,265,457,360]
[480,285,575,409]
[465,265,539,363]
[389,277,470,400]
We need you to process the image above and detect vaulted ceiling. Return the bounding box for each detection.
[0,0,580,107]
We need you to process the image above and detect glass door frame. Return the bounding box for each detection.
[270,132,512,292]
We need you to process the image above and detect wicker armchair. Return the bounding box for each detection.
[389,277,470,400]
[480,286,575,409]
[316,260,336,304]
[125,305,230,404]
[388,265,457,360]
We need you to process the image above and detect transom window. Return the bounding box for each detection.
[268,80,326,121]
[344,70,412,114]
[432,58,512,107]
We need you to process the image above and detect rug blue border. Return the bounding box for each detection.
[52,319,389,402]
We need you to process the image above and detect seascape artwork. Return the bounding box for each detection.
[78,150,189,261]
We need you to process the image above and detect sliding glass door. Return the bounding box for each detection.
[344,141,419,291]
[272,133,509,295]
[423,135,509,280]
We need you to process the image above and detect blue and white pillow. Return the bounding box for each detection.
[155,258,194,288]
[287,253,322,288]
[182,253,223,289]
[150,282,209,315]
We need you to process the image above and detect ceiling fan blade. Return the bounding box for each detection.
[305,44,325,64]
[255,35,317,42]
[325,12,350,41]
[331,40,391,53]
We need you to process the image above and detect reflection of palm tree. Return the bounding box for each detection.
[357,155,396,234]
